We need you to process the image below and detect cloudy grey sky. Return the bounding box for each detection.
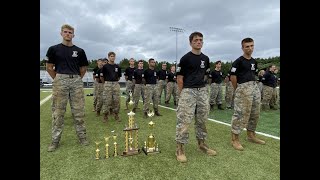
[40,0,279,64]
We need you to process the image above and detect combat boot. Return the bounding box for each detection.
[231,133,244,151]
[246,130,266,145]
[124,102,129,110]
[261,104,270,111]
[270,105,278,110]
[155,111,162,116]
[176,143,187,163]
[114,113,121,122]
[218,104,224,110]
[47,142,59,152]
[165,101,170,106]
[103,112,109,123]
[96,111,100,117]
[132,108,136,113]
[143,112,148,118]
[79,138,89,146]
[197,139,217,156]
[210,104,214,111]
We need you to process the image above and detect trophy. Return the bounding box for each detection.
[104,136,111,159]
[122,91,140,156]
[94,141,101,160]
[142,110,160,155]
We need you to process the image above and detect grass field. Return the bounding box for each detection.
[40,88,280,180]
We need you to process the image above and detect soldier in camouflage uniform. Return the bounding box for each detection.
[132,60,145,112]
[46,24,89,152]
[95,60,107,116]
[124,58,136,110]
[157,63,168,104]
[175,32,217,163]
[208,60,224,110]
[269,67,279,110]
[261,65,277,110]
[92,60,102,112]
[142,58,162,118]
[165,65,178,107]
[229,37,265,151]
[100,52,122,122]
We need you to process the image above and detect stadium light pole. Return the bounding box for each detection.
[170,27,184,69]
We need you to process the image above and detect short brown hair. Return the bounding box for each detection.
[189,32,203,43]
[61,24,74,32]
[241,37,254,47]
[108,52,116,57]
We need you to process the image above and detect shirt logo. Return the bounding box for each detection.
[220,72,222,76]
[200,60,205,68]
[251,64,255,70]
[231,67,236,72]
[115,68,118,72]
[142,74,144,77]
[154,72,157,76]
[176,67,181,72]
[72,51,78,57]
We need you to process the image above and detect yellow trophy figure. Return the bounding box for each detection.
[95,141,101,160]
[122,91,140,156]
[113,134,118,157]
[104,136,111,159]
[142,110,161,155]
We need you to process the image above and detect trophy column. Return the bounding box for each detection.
[142,110,161,155]
[122,92,140,156]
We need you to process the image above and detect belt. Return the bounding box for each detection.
[105,81,119,84]
[57,74,80,78]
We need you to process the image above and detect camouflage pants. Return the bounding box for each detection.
[125,80,134,104]
[270,86,279,108]
[144,84,159,112]
[133,83,145,109]
[261,85,274,107]
[93,81,98,110]
[225,81,234,108]
[231,81,261,134]
[95,83,104,112]
[176,87,209,144]
[257,82,263,97]
[158,80,167,104]
[165,82,178,103]
[102,82,120,114]
[51,74,87,143]
[209,83,223,105]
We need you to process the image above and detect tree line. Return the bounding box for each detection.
[40,56,280,77]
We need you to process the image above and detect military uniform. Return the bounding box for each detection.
[261,70,277,110]
[95,67,104,115]
[165,71,178,106]
[124,66,136,109]
[157,69,168,104]
[101,62,122,121]
[209,69,224,110]
[46,43,89,149]
[132,68,145,110]
[92,66,99,111]
[143,68,161,116]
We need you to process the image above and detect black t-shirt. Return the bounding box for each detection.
[143,68,158,84]
[167,72,177,82]
[158,69,168,80]
[101,63,122,81]
[176,51,210,88]
[229,56,258,84]
[209,70,223,84]
[262,71,277,88]
[95,68,103,83]
[133,69,144,84]
[46,43,88,74]
[93,66,99,77]
[124,67,136,81]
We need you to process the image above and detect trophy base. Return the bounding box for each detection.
[142,147,161,155]
[122,148,141,156]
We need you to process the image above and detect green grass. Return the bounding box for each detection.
[40,89,52,100]
[40,89,280,180]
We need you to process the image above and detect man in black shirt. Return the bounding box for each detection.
[208,60,224,110]
[157,63,168,104]
[165,65,178,107]
[229,37,265,151]
[95,60,107,117]
[175,32,217,163]
[46,24,89,152]
[124,58,136,110]
[92,59,102,112]
[100,52,122,122]
[132,60,145,112]
[142,58,162,118]
[261,65,277,110]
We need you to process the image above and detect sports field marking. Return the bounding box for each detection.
[40,94,52,106]
[120,95,280,140]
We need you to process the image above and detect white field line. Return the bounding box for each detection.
[40,94,52,106]
[120,95,280,140]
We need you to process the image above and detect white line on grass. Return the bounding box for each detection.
[120,95,280,140]
[40,94,52,106]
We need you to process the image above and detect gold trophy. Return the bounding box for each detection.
[142,110,160,155]
[112,133,118,157]
[122,91,140,156]
[104,136,111,159]
[94,141,101,160]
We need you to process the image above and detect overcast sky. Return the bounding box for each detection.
[40,0,279,64]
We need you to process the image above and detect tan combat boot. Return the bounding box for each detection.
[231,133,244,151]
[47,142,59,152]
[102,112,109,123]
[176,143,187,163]
[96,111,100,117]
[114,113,121,122]
[198,139,217,156]
[246,130,266,145]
